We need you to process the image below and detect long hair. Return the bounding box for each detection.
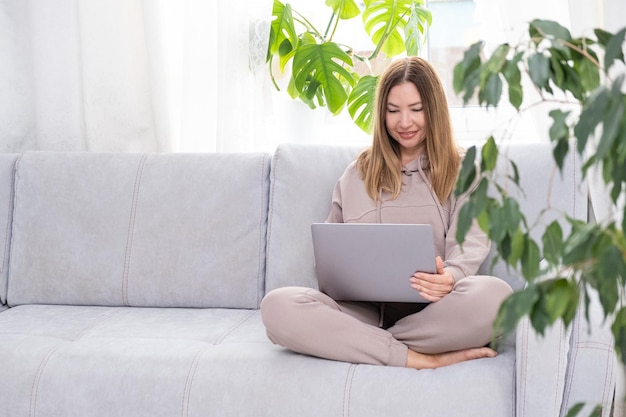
[357,57,461,204]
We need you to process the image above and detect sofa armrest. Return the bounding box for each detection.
[516,316,570,417]
[516,287,616,417]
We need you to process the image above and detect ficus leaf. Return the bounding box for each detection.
[530,19,573,42]
[604,27,626,70]
[480,136,498,172]
[542,221,564,265]
[528,53,551,90]
[456,145,477,195]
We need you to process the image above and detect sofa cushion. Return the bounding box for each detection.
[265,143,363,293]
[0,154,19,305]
[265,142,587,294]
[0,304,515,417]
[8,151,270,308]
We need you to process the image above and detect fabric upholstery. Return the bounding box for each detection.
[0,144,615,417]
[0,304,515,417]
[8,151,270,308]
[265,143,363,293]
[0,154,18,305]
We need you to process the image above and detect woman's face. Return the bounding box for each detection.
[385,82,427,164]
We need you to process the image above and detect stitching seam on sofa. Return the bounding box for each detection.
[181,345,213,417]
[553,322,565,416]
[265,146,281,293]
[256,154,270,308]
[122,154,149,306]
[1,157,16,276]
[72,308,126,341]
[214,310,257,345]
[342,364,357,417]
[30,344,62,417]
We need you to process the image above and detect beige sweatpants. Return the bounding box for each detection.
[260,276,513,367]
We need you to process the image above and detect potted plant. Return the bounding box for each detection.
[266,0,432,133]
[453,18,626,413]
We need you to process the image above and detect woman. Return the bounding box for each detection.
[261,57,513,369]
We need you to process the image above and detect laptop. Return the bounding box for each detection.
[311,223,437,303]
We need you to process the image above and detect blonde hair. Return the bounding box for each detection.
[357,57,461,204]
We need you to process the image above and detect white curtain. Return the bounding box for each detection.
[0,0,273,153]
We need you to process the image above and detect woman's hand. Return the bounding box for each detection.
[409,256,454,302]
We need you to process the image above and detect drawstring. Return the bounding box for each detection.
[376,189,383,223]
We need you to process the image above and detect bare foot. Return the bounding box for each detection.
[406,347,497,369]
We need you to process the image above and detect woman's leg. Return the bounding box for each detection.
[387,276,513,354]
[260,287,409,366]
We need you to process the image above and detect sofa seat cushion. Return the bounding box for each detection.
[0,305,515,417]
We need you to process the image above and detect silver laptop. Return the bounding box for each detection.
[311,223,437,303]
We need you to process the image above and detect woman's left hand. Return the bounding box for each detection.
[409,256,454,302]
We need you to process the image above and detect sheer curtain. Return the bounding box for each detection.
[0,0,272,153]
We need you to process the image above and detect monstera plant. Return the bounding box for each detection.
[454,18,626,373]
[266,0,432,132]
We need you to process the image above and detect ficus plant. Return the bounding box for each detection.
[266,0,432,133]
[453,19,626,367]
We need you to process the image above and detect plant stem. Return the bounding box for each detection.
[293,10,323,40]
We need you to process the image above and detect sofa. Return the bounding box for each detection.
[0,142,616,417]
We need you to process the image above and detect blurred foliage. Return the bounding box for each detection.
[454,20,626,362]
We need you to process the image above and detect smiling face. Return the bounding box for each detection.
[385,82,427,164]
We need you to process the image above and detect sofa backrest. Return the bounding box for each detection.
[0,154,19,306]
[8,151,270,309]
[265,141,587,293]
[265,144,363,293]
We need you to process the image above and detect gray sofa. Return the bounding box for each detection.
[0,142,616,417]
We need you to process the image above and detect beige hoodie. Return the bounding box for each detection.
[326,154,489,283]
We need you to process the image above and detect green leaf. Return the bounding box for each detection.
[480,136,498,172]
[493,285,539,337]
[574,86,610,153]
[530,19,573,42]
[479,72,503,107]
[348,75,378,133]
[269,1,298,58]
[604,28,626,70]
[326,0,361,20]
[363,0,430,58]
[576,53,600,93]
[502,56,523,110]
[502,197,522,236]
[528,53,551,90]
[544,279,574,323]
[509,227,525,266]
[292,42,355,114]
[542,221,563,265]
[404,3,430,55]
[612,307,626,363]
[456,201,474,245]
[456,146,477,195]
[522,237,541,281]
[484,44,510,73]
[564,403,585,417]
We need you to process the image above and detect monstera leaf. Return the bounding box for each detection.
[363,0,431,57]
[292,42,356,114]
[325,0,360,20]
[348,75,378,132]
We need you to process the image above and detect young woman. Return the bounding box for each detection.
[261,57,513,369]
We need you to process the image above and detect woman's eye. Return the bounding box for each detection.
[387,109,398,113]
[413,108,423,112]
